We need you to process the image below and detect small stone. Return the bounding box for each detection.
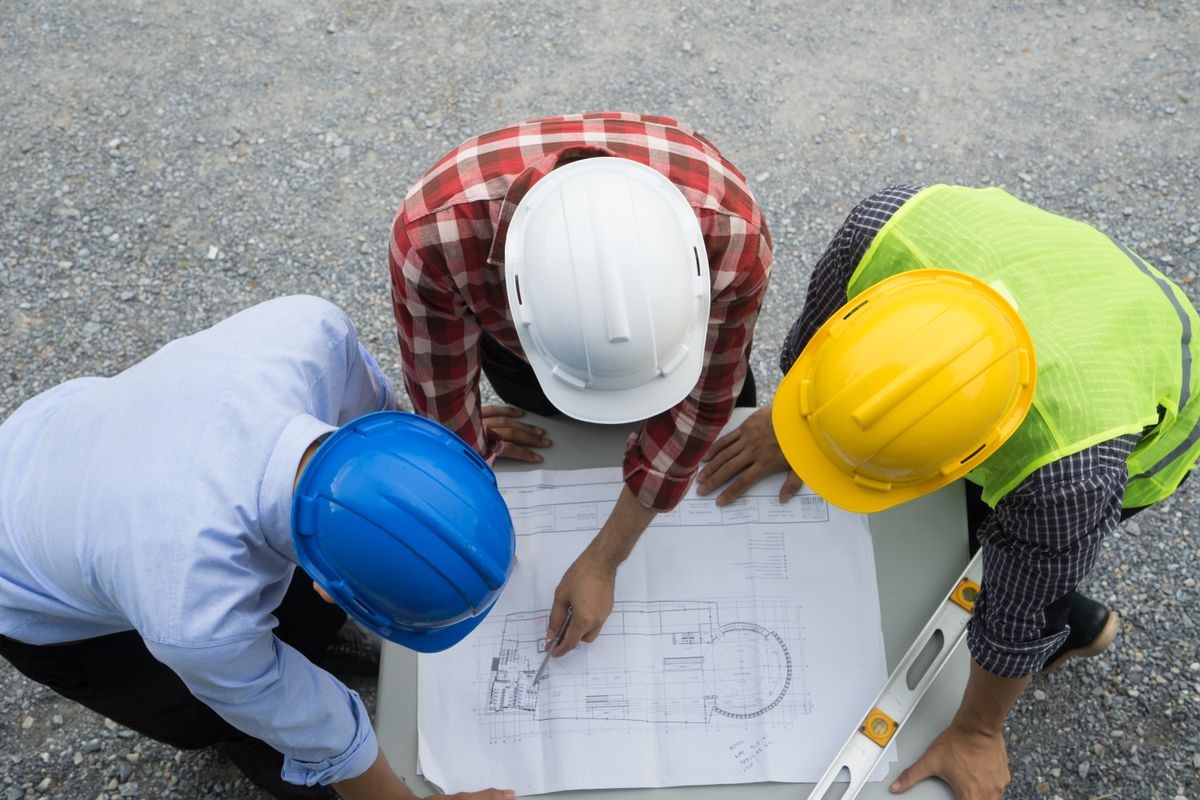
[1018,172,1033,182]
[119,782,138,797]
[51,715,63,726]
[119,290,136,301]
[36,777,50,791]
[1035,781,1050,796]
[755,172,770,183]
[206,245,219,260]
[82,738,102,752]
[21,715,34,729]
[125,752,140,765]
[1033,689,1048,700]
[82,321,102,337]
[681,40,693,53]
[5,788,22,800]
[20,142,35,154]
[1049,767,1061,778]
[1079,760,1090,778]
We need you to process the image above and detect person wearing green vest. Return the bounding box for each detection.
[696,184,1200,799]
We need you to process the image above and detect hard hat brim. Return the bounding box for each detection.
[525,340,706,424]
[372,592,500,653]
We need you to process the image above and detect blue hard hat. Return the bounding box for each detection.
[291,411,515,653]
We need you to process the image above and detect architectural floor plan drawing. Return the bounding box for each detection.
[417,468,892,796]
[481,598,808,743]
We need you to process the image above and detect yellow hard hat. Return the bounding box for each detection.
[772,269,1036,513]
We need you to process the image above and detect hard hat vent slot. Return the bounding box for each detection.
[842,300,869,321]
[693,247,702,277]
[461,447,489,472]
[514,275,524,305]
[960,444,987,464]
[351,597,374,617]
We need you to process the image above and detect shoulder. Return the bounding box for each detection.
[247,295,350,324]
[216,296,355,344]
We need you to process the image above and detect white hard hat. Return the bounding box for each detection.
[505,157,711,424]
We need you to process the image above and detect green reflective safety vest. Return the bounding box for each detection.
[848,184,1200,508]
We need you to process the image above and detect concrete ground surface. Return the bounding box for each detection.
[2,1,1198,798]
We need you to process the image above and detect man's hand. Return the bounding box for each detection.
[696,405,802,506]
[544,487,657,656]
[890,659,1026,798]
[889,722,1009,799]
[545,548,616,656]
[482,405,550,463]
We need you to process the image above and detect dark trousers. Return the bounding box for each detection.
[963,482,1151,637]
[0,568,345,750]
[480,332,759,414]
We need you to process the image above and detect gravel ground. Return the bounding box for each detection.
[2,1,1198,798]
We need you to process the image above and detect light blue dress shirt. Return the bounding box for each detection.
[0,295,396,786]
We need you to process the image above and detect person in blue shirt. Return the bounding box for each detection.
[0,295,516,800]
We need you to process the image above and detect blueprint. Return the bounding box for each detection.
[417,467,892,795]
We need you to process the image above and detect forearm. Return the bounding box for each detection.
[588,486,658,568]
[332,748,413,800]
[954,659,1030,735]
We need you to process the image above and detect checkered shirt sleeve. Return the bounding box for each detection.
[967,435,1137,677]
[780,183,1137,678]
[390,113,772,512]
[779,184,922,371]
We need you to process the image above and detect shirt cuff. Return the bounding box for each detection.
[621,434,693,512]
[281,689,378,786]
[966,617,1069,679]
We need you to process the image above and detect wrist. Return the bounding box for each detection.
[950,708,1006,738]
[582,534,624,573]
[952,659,1030,738]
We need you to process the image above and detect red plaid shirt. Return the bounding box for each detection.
[389,112,772,511]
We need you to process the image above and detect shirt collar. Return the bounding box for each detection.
[486,145,617,267]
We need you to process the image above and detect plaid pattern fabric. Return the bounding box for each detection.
[783,185,1137,677]
[390,112,772,511]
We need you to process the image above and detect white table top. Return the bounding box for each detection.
[376,408,965,799]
